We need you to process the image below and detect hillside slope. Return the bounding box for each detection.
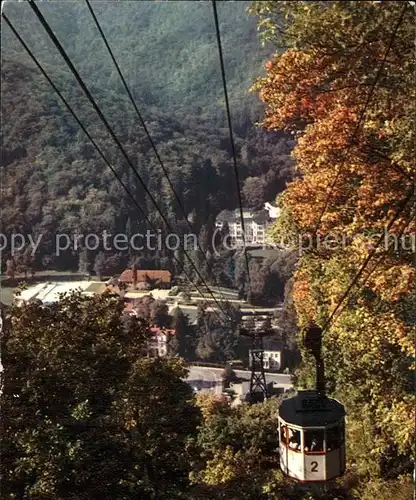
[1,53,293,274]
[1,1,270,119]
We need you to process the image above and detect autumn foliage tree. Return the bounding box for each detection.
[250,0,415,495]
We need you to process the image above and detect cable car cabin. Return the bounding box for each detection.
[278,390,345,483]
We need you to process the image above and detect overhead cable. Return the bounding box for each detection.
[27,0,231,321]
[84,0,228,305]
[2,10,228,324]
[212,0,252,296]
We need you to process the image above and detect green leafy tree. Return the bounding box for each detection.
[169,307,193,359]
[242,176,267,210]
[132,295,170,327]
[190,395,283,499]
[150,299,170,328]
[5,258,16,279]
[15,248,35,279]
[220,363,238,389]
[196,303,244,363]
[1,292,200,499]
[77,248,90,275]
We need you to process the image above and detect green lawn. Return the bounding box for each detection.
[85,282,107,293]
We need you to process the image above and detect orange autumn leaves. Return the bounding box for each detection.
[252,2,414,234]
[257,50,337,131]
[251,0,415,475]
[251,1,414,295]
[253,47,413,233]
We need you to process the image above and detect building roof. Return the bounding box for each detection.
[125,289,171,301]
[150,327,175,336]
[216,209,235,223]
[252,209,271,224]
[119,269,172,284]
[16,281,98,304]
[216,208,253,223]
[209,286,239,299]
[84,282,107,294]
[168,305,198,325]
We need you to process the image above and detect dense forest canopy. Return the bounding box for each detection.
[1,292,201,498]
[1,1,294,278]
[2,1,269,118]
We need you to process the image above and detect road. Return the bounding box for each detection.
[186,365,293,396]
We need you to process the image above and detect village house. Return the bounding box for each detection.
[118,268,172,288]
[249,349,283,372]
[122,304,175,357]
[148,327,175,357]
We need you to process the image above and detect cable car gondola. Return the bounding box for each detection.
[277,325,346,482]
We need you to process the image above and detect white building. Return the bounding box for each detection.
[264,202,280,219]
[215,202,280,247]
[249,349,282,372]
[264,350,282,371]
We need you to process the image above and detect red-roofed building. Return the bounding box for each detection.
[119,268,171,287]
[123,303,174,356]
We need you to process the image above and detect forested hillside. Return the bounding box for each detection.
[1,1,293,277]
[2,1,269,118]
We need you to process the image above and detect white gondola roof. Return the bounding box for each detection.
[278,390,345,427]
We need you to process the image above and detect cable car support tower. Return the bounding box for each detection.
[240,315,274,403]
